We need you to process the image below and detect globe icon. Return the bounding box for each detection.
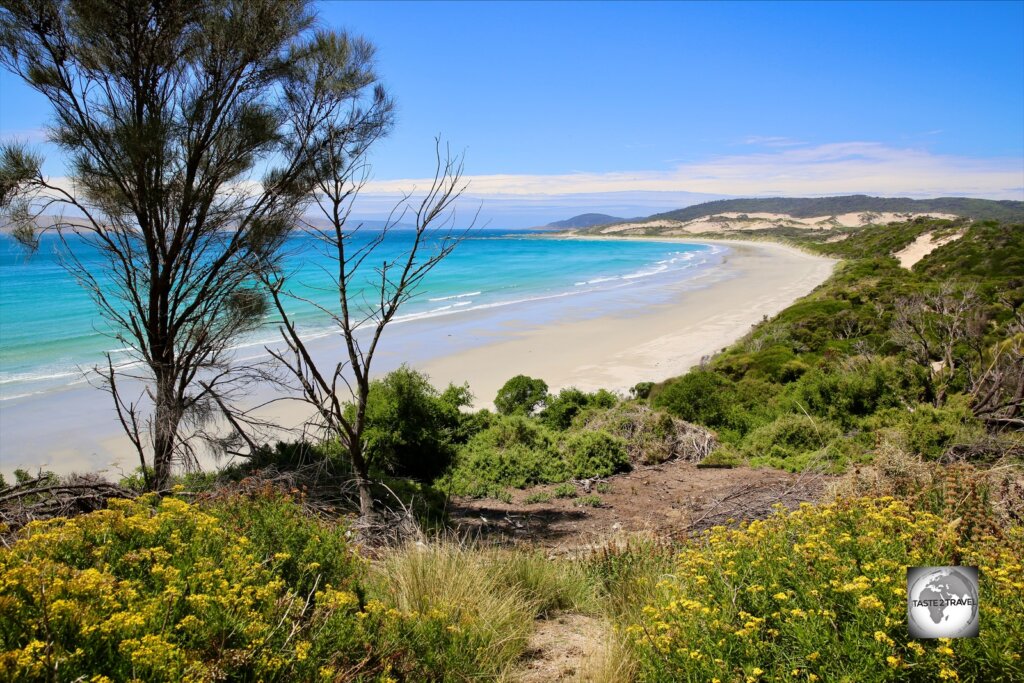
[907,567,979,638]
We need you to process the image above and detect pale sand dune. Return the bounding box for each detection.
[894,230,965,268]
[598,211,959,235]
[420,239,835,408]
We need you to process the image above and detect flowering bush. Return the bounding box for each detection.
[626,497,1024,682]
[0,494,521,681]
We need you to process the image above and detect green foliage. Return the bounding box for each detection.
[575,494,603,508]
[786,357,931,430]
[209,493,360,598]
[563,431,630,478]
[524,491,552,504]
[642,195,1024,224]
[357,366,472,481]
[626,497,1024,682]
[652,370,735,426]
[553,483,577,498]
[739,414,850,472]
[441,416,564,497]
[539,386,617,430]
[815,218,942,260]
[871,395,986,460]
[494,374,549,415]
[631,381,655,399]
[696,447,744,469]
[915,221,1024,279]
[247,440,336,474]
[375,476,449,524]
[443,415,633,497]
[571,401,706,465]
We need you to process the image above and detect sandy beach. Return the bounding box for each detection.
[420,238,835,404]
[0,238,835,478]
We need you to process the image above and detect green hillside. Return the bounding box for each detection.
[643,195,1024,223]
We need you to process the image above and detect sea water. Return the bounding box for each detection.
[0,229,722,400]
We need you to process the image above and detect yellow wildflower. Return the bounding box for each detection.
[874,631,895,647]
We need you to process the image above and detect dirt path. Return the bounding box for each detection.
[511,613,610,682]
[452,461,830,681]
[448,461,829,551]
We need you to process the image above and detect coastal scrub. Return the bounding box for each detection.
[626,497,1024,682]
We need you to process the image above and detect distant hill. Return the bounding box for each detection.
[645,195,1024,224]
[546,213,625,229]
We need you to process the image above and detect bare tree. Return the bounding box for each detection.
[968,299,1024,429]
[891,282,980,405]
[892,283,1024,427]
[0,0,389,490]
[265,142,469,519]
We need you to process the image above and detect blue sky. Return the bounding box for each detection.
[2,1,1022,226]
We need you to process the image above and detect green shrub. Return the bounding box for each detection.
[741,413,838,457]
[210,493,361,598]
[740,414,848,471]
[553,483,577,498]
[697,446,744,469]
[442,416,565,497]
[572,402,705,465]
[575,494,603,508]
[540,387,618,430]
[357,366,472,481]
[872,394,985,460]
[494,374,549,415]
[779,358,810,382]
[632,381,655,400]
[444,418,632,496]
[524,491,552,504]
[788,357,931,429]
[563,430,630,478]
[652,370,735,427]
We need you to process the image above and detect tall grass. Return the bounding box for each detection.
[370,541,539,677]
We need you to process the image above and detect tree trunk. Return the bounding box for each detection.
[349,440,375,519]
[152,375,179,492]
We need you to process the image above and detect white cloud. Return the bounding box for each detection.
[360,141,1024,201]
[23,141,1024,228]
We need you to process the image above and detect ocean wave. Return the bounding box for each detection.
[2,242,727,395]
[427,291,481,302]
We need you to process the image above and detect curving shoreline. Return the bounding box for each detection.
[0,238,836,478]
[421,237,836,407]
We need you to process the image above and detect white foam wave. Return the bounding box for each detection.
[427,291,481,302]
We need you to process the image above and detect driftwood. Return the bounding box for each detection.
[0,474,134,544]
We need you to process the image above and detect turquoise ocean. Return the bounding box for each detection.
[0,230,722,400]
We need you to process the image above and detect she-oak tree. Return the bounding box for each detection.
[0,0,466,503]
